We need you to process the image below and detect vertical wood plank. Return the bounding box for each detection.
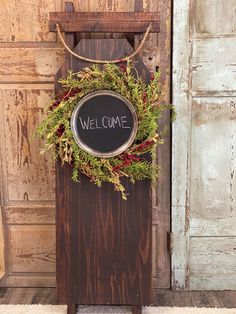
[0,206,4,279]
[154,0,171,289]
[172,0,192,290]
[134,0,171,290]
[191,0,236,35]
[56,2,75,304]
[1,89,55,202]
[58,38,152,306]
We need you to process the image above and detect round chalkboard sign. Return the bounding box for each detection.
[71,90,138,158]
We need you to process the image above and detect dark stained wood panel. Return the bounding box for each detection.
[68,170,152,305]
[56,32,152,306]
[133,0,171,289]
[56,2,75,305]
[49,12,160,33]
[155,0,172,288]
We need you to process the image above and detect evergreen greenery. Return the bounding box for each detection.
[37,61,173,199]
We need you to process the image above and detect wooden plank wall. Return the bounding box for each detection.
[172,0,236,290]
[0,0,170,288]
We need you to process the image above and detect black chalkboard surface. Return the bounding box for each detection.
[71,90,138,157]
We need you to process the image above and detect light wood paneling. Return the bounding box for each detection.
[8,226,55,273]
[83,0,135,12]
[0,276,56,288]
[0,0,169,288]
[0,88,55,202]
[0,48,64,83]
[191,0,236,35]
[0,0,61,42]
[3,206,55,225]
[0,207,4,279]
[192,38,236,95]
[190,237,236,290]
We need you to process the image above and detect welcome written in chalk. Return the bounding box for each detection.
[71,91,137,157]
[79,115,131,130]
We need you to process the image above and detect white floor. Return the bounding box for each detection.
[0,305,236,314]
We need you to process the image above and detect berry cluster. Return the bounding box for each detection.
[113,153,141,172]
[119,62,127,73]
[56,124,65,137]
[142,91,147,104]
[49,87,81,111]
[134,139,155,153]
[150,73,155,81]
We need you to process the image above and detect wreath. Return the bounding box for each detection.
[37,61,172,199]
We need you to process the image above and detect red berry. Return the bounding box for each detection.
[150,73,155,81]
[56,124,65,137]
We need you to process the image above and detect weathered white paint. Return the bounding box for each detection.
[191,0,236,35]
[190,237,236,290]
[173,0,236,290]
[190,98,236,237]
[172,0,192,290]
[192,38,236,95]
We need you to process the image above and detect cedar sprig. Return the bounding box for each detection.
[37,61,174,199]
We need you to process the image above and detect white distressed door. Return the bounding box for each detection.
[172,0,236,290]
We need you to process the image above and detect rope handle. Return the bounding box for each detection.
[56,22,152,64]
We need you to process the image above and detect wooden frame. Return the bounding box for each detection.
[133,0,172,290]
[49,12,160,33]
[53,3,155,313]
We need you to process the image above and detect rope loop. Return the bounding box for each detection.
[56,22,152,64]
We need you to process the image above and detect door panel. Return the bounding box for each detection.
[0,0,171,288]
[172,0,236,290]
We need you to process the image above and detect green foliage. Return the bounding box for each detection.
[37,61,173,199]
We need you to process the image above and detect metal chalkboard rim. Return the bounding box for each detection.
[70,90,138,158]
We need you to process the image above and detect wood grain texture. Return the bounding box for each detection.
[49,12,160,33]
[154,0,171,289]
[134,0,171,288]
[0,207,4,280]
[0,287,57,304]
[0,48,64,83]
[67,304,77,314]
[3,287,236,308]
[172,0,192,290]
[71,39,151,80]
[56,3,75,303]
[134,0,171,290]
[0,89,55,202]
[191,0,236,35]
[0,0,168,290]
[68,171,152,305]
[56,37,152,306]
[0,276,56,288]
[190,237,236,290]
[0,0,61,42]
[3,206,55,225]
[8,225,55,273]
[190,98,236,236]
[172,0,236,291]
[85,0,135,12]
[192,37,236,96]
